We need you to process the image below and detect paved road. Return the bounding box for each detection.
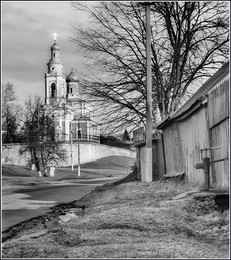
[2,177,119,231]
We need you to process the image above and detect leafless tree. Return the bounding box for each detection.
[2,83,23,142]
[71,1,229,133]
[20,96,67,172]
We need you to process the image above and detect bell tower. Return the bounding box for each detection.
[45,33,66,105]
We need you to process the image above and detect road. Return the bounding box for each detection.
[2,177,119,231]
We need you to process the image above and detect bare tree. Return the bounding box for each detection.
[2,83,23,142]
[20,96,67,172]
[71,1,229,133]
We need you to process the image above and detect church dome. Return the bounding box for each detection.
[66,69,79,83]
[51,42,60,50]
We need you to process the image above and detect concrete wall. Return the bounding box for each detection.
[2,142,136,167]
[136,135,165,182]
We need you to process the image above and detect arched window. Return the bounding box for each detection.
[51,83,56,98]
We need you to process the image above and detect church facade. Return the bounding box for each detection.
[44,37,100,143]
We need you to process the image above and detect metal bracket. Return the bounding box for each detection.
[200,146,223,160]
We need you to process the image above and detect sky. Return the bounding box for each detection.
[2,1,91,105]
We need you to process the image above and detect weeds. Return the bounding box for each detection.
[49,227,82,246]
[184,197,217,215]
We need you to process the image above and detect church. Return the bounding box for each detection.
[44,35,100,143]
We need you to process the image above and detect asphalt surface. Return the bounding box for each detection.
[2,178,119,231]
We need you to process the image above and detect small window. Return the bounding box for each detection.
[53,53,55,57]
[52,67,54,70]
[51,83,56,98]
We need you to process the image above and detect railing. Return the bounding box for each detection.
[57,133,100,143]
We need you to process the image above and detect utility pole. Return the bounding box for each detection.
[70,122,74,171]
[77,121,81,177]
[145,3,153,182]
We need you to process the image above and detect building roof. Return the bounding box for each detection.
[157,62,229,129]
[66,69,79,83]
[51,41,60,50]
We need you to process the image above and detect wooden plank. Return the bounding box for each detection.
[208,79,229,128]
[163,122,185,175]
[178,107,209,185]
[210,119,229,189]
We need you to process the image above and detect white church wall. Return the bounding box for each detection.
[2,142,136,168]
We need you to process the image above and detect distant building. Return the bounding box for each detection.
[44,37,100,142]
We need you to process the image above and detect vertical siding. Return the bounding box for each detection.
[159,67,229,188]
[163,122,185,175]
[156,134,165,178]
[179,107,210,185]
[208,77,229,189]
[208,79,229,128]
[210,118,229,188]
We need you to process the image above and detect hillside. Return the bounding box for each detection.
[81,156,135,169]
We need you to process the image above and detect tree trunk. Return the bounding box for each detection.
[33,150,40,172]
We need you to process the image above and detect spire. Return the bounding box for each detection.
[53,32,57,42]
[47,33,63,74]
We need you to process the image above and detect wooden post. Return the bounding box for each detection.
[145,3,153,182]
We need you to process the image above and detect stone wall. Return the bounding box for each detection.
[2,142,136,167]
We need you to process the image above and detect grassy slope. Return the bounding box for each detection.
[2,179,229,258]
[81,156,135,169]
[2,156,135,186]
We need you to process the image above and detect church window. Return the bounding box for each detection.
[54,53,55,57]
[52,67,54,70]
[51,83,56,98]
[71,88,73,93]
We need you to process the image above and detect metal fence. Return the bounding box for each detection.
[57,133,100,143]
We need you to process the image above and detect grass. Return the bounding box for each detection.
[2,178,229,259]
[80,155,135,169]
[2,156,135,187]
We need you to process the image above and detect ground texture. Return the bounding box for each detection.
[2,175,229,259]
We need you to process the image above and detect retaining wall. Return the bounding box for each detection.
[2,142,136,167]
